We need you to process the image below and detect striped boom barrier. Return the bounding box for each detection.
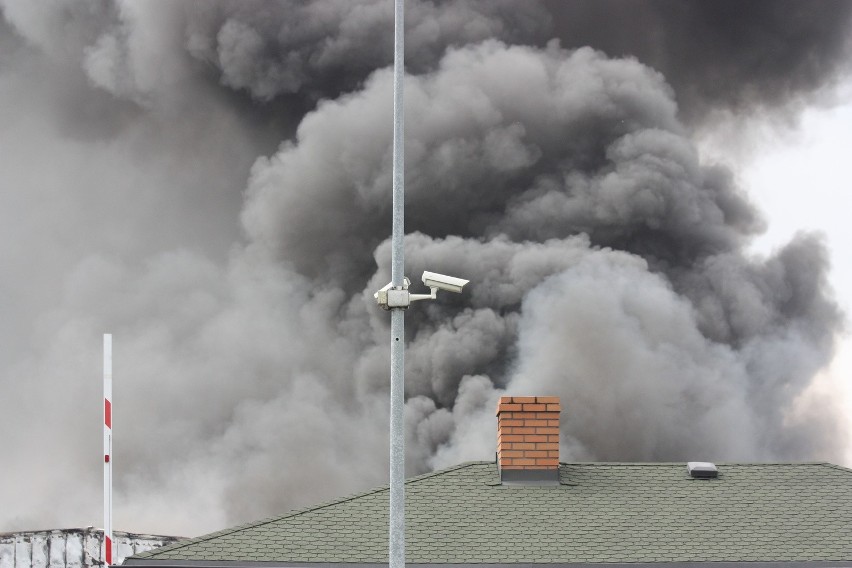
[103,334,113,566]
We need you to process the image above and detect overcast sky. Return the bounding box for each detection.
[695,80,852,468]
[726,93,852,465]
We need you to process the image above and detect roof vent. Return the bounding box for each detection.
[687,462,718,479]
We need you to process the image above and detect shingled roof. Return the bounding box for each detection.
[125,461,852,566]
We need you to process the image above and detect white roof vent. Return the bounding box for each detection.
[687,462,718,479]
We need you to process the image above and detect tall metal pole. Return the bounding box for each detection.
[103,334,113,567]
[389,1,405,568]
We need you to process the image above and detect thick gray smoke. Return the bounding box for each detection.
[0,0,849,537]
[542,0,852,122]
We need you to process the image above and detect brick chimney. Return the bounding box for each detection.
[496,396,560,483]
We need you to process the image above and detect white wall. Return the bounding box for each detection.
[0,529,178,568]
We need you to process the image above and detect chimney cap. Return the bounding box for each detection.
[496,395,561,414]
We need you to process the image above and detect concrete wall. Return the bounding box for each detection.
[0,529,180,568]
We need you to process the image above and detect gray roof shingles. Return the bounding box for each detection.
[127,461,852,564]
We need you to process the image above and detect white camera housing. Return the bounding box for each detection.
[375,271,468,310]
[421,271,469,294]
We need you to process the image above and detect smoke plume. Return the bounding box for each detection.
[541,0,852,122]
[0,0,849,536]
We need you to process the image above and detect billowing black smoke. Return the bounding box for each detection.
[542,0,852,122]
[0,0,848,536]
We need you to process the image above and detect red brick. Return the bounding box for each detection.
[499,434,524,443]
[535,412,558,419]
[512,396,536,404]
[497,395,561,472]
[498,412,518,419]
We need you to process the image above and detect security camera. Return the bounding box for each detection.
[375,272,468,309]
[375,282,394,296]
[374,278,412,310]
[421,271,469,294]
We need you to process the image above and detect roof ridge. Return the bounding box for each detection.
[821,462,852,474]
[136,461,489,559]
[558,461,846,466]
